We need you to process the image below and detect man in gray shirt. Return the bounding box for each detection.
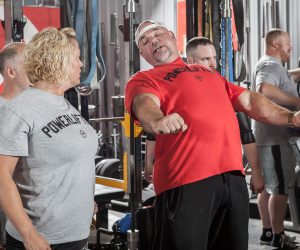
[0,42,31,250]
[252,29,300,249]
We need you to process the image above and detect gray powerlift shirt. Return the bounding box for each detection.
[251,55,299,146]
[0,95,7,244]
[0,96,6,106]
[0,87,98,244]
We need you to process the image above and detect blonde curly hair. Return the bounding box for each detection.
[24,27,77,85]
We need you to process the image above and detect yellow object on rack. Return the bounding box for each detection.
[121,112,143,138]
[95,152,128,191]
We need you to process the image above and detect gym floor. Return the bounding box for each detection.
[91,209,300,249]
[247,171,300,250]
[249,218,300,250]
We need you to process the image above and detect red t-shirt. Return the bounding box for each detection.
[126,57,245,195]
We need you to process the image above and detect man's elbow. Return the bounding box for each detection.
[237,91,268,119]
[132,96,145,121]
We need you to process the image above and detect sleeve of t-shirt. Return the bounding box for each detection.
[226,82,246,105]
[215,72,246,104]
[255,63,282,88]
[0,106,29,156]
[125,72,161,118]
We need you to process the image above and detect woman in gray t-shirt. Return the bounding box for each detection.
[0,27,98,249]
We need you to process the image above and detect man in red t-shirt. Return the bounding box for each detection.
[144,37,265,197]
[125,20,300,250]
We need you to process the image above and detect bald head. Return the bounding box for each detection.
[265,29,287,47]
[0,42,26,75]
[135,20,169,48]
[135,20,179,67]
[0,42,31,99]
[265,29,292,63]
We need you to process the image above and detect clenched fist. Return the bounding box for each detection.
[152,113,188,134]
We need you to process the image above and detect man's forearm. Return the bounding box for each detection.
[0,156,35,240]
[243,142,265,193]
[288,68,300,82]
[0,176,35,239]
[132,94,164,133]
[236,90,292,126]
[258,82,300,109]
[243,143,261,173]
[132,93,188,134]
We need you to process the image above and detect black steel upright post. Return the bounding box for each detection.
[126,1,139,249]
[186,0,198,41]
[3,0,26,44]
[3,0,12,44]
[60,0,79,111]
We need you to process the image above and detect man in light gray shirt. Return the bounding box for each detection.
[0,42,31,249]
[252,29,300,249]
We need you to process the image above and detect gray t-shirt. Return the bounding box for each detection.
[0,96,6,244]
[0,96,6,106]
[0,88,98,244]
[251,55,299,145]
